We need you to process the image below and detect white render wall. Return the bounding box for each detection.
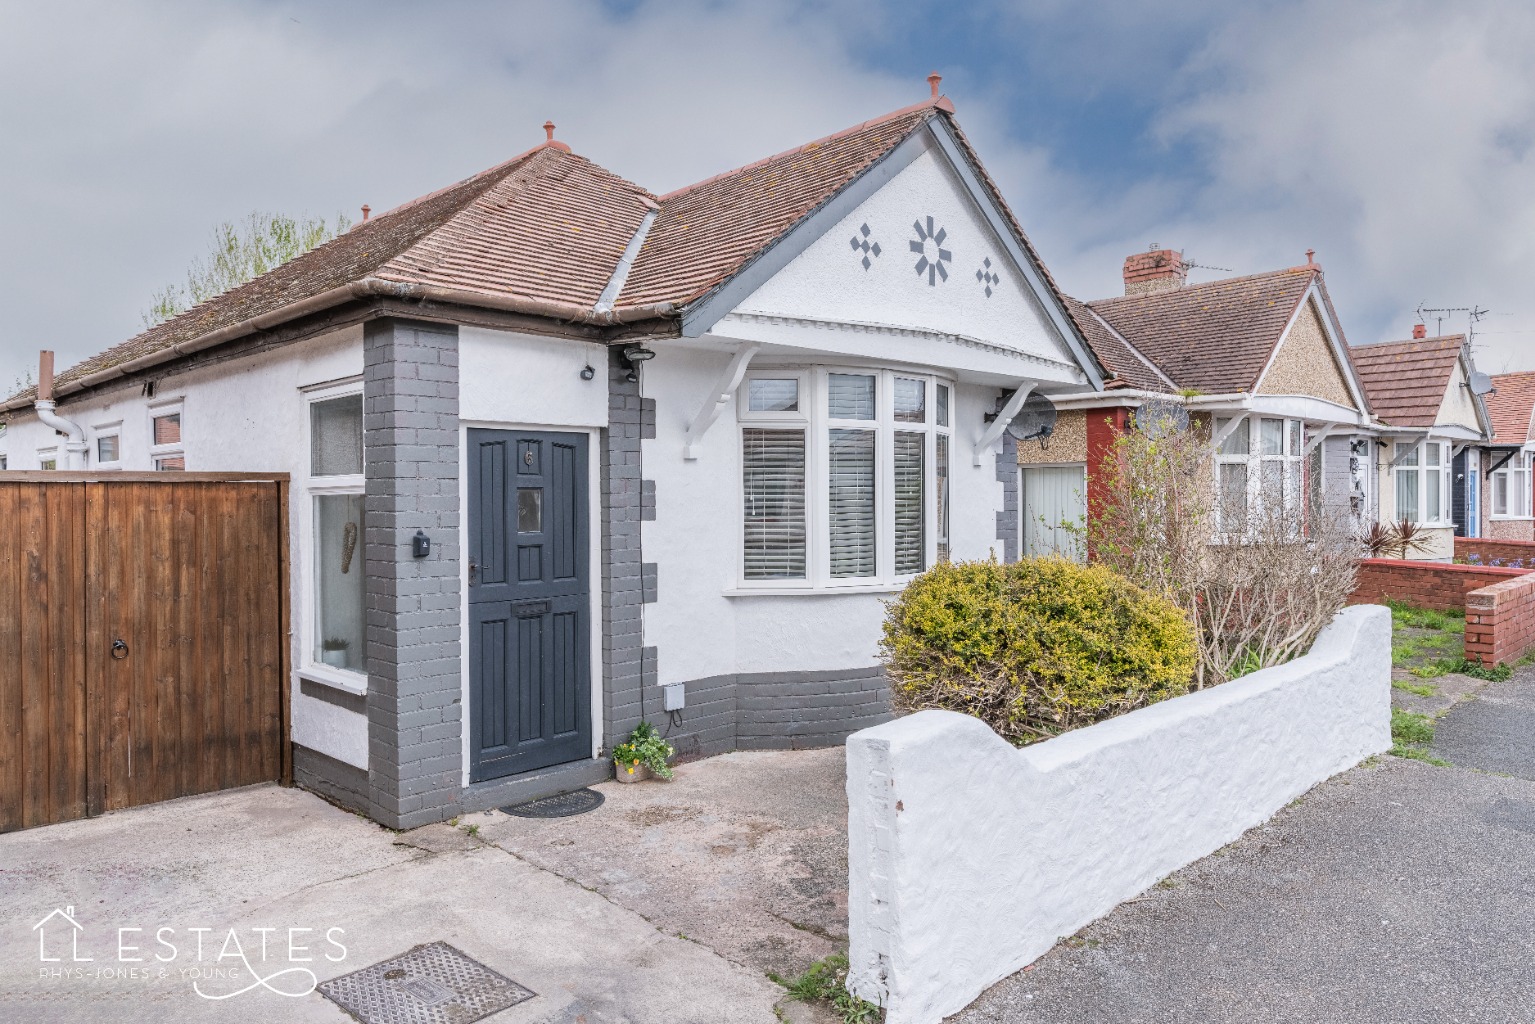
[845,605,1392,1024]
[0,327,367,766]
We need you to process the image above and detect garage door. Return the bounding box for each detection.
[0,474,289,831]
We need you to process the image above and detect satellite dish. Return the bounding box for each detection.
[1134,398,1191,439]
[1006,392,1058,444]
[1468,370,1495,396]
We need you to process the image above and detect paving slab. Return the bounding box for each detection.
[0,783,782,1023]
[953,757,1535,1024]
[479,748,849,981]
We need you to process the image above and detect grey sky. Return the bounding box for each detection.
[2,0,1531,388]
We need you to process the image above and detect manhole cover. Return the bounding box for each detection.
[501,787,605,818]
[318,941,535,1024]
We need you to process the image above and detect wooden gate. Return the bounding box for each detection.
[0,474,289,831]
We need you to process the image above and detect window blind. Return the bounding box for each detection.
[894,431,925,573]
[742,428,807,579]
[828,374,876,420]
[829,428,876,577]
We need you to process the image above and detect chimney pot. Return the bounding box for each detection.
[928,72,942,99]
[1412,323,1427,340]
[1122,245,1188,296]
[544,120,556,143]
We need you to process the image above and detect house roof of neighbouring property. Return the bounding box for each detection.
[1069,265,1353,397]
[1486,370,1535,445]
[11,90,1101,409]
[1348,335,1465,428]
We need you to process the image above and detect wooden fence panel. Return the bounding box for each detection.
[2,476,286,831]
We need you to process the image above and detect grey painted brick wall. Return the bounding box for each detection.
[362,318,463,830]
[996,396,1020,562]
[660,668,892,758]
[603,348,646,747]
[293,744,370,814]
[640,479,657,521]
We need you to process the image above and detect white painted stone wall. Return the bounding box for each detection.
[846,605,1392,1024]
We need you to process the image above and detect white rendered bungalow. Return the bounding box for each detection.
[0,81,1104,826]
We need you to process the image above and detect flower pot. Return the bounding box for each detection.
[614,762,652,784]
[321,649,349,668]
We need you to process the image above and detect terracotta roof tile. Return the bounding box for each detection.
[1486,370,1535,444]
[1060,297,1174,392]
[1082,268,1314,394]
[1348,335,1464,427]
[614,104,935,310]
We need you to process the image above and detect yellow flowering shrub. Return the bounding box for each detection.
[880,556,1197,745]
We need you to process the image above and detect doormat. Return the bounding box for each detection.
[501,787,605,818]
[318,941,535,1024]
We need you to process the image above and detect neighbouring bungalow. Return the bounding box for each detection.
[1349,329,1494,556]
[0,79,1107,827]
[1012,245,1379,557]
[1483,370,1535,539]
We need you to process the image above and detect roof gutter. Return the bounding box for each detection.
[3,277,678,412]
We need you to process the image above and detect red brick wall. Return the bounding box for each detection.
[1456,537,1535,566]
[1084,407,1131,560]
[1465,572,1535,666]
[1349,558,1530,612]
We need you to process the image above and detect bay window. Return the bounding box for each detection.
[739,368,951,587]
[307,388,365,678]
[1492,451,1533,518]
[1215,417,1305,534]
[1394,440,1452,525]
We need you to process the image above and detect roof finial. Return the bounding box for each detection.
[1306,248,1317,266]
[360,204,370,222]
[928,72,942,100]
[544,120,556,143]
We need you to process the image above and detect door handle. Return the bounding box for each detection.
[468,559,478,586]
[111,639,129,660]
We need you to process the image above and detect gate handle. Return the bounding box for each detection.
[111,639,129,660]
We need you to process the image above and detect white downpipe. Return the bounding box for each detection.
[35,399,87,469]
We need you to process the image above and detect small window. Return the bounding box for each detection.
[893,377,926,423]
[310,394,363,476]
[936,384,950,428]
[517,488,542,533]
[152,412,182,446]
[39,457,56,471]
[96,434,120,464]
[747,379,799,413]
[1217,418,1250,455]
[828,374,876,421]
[0,455,8,470]
[314,493,365,671]
[154,455,186,472]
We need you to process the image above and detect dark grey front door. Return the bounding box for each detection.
[468,429,591,782]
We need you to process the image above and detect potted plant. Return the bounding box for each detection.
[320,637,350,668]
[611,721,675,783]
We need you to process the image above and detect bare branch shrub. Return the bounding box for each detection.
[1085,420,1362,688]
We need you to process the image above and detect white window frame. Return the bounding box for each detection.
[92,420,123,469]
[1213,416,1307,538]
[1393,439,1454,526]
[37,447,58,471]
[148,399,185,471]
[734,366,952,592]
[300,380,367,690]
[1491,451,1533,520]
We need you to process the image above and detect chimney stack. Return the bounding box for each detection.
[1412,323,1427,340]
[1122,245,1188,296]
[38,350,53,402]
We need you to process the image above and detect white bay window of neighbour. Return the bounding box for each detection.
[307,391,365,674]
[1492,452,1533,518]
[739,370,951,586]
[1394,441,1452,525]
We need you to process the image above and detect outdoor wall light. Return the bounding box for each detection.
[622,345,656,383]
[412,530,431,558]
[580,364,596,381]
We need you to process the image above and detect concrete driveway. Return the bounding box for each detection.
[0,780,785,1023]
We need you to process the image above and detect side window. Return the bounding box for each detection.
[150,404,185,471]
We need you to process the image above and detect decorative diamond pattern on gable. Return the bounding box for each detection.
[849,223,882,270]
[976,257,999,298]
[909,216,951,285]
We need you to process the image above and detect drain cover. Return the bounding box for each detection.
[318,941,535,1024]
[501,787,605,818]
